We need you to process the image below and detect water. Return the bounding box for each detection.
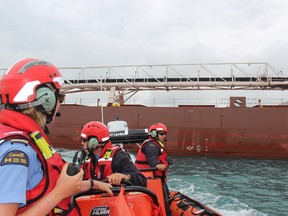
[58,149,288,216]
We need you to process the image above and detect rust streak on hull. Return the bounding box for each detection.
[48,104,288,160]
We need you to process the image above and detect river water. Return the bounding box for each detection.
[59,149,288,216]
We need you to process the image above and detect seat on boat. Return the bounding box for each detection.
[75,186,164,216]
[139,168,167,216]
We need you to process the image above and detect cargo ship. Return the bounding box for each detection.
[48,96,288,160]
[2,62,288,159]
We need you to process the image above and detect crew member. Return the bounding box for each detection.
[135,122,171,216]
[0,58,112,216]
[135,122,170,181]
[79,121,147,187]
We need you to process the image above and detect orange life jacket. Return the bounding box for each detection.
[82,143,121,180]
[135,139,169,179]
[0,109,78,215]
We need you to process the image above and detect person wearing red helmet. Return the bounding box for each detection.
[135,123,170,181]
[0,58,112,216]
[135,122,171,216]
[79,121,147,187]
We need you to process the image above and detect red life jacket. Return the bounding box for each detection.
[0,109,78,216]
[135,139,169,179]
[82,143,121,180]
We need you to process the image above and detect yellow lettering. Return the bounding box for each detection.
[13,158,20,163]
[5,158,12,162]
[20,159,27,163]
[9,152,24,157]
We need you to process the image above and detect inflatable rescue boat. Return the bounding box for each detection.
[68,129,222,215]
[70,167,222,216]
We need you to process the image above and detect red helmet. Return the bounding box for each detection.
[0,58,64,106]
[149,123,168,133]
[149,123,167,138]
[80,121,110,143]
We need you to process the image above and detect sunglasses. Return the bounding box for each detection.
[82,138,106,146]
[158,131,167,136]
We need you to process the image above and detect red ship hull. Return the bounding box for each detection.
[48,104,288,159]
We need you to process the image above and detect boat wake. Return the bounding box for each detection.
[57,148,282,215]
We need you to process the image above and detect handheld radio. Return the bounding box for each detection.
[66,149,85,176]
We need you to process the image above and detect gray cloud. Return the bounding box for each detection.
[1,0,288,106]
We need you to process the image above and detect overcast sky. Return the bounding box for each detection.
[1,0,288,106]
